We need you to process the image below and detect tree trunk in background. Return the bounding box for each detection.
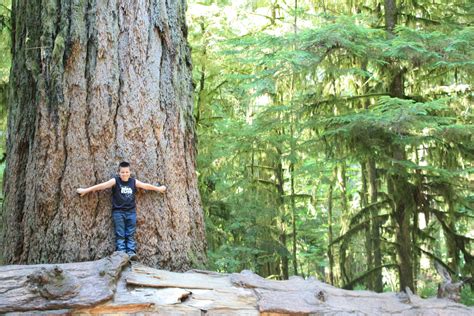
[384,0,415,293]
[360,161,374,290]
[1,0,206,270]
[441,148,461,275]
[387,69,414,292]
[290,0,299,278]
[290,161,298,276]
[337,162,352,288]
[367,159,383,292]
[360,59,383,293]
[384,0,397,33]
[276,152,289,280]
[327,170,335,286]
[389,148,415,293]
[445,194,460,274]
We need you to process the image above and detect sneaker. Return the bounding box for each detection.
[128,252,138,261]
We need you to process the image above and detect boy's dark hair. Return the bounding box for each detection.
[119,161,130,169]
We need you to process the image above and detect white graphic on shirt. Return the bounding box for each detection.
[120,185,133,199]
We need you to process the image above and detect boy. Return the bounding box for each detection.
[77,161,166,260]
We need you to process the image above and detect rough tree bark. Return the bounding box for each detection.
[1,0,206,270]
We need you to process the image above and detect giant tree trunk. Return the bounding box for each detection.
[1,0,206,270]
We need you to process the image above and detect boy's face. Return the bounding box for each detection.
[119,167,131,182]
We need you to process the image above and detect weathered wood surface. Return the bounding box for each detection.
[126,263,233,289]
[0,252,128,313]
[2,254,473,315]
[74,263,258,314]
[231,270,474,315]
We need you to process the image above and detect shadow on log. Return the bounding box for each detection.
[1,253,473,315]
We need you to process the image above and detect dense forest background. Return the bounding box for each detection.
[0,0,473,304]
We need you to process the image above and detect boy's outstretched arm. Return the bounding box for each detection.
[136,180,166,193]
[77,178,116,196]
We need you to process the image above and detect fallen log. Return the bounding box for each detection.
[1,253,473,315]
[0,252,128,313]
[231,270,474,315]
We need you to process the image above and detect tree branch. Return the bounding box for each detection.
[343,264,399,289]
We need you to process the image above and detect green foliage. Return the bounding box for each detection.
[418,283,438,299]
[0,0,470,300]
[461,287,474,306]
[188,0,473,293]
[0,1,11,82]
[0,0,11,193]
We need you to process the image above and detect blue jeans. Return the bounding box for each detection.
[112,209,136,254]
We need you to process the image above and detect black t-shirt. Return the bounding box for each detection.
[112,176,137,211]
